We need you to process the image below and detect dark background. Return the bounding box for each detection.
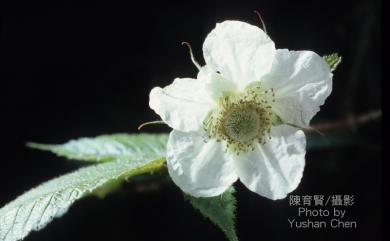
[0,0,382,241]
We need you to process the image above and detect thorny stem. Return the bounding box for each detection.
[309,109,381,132]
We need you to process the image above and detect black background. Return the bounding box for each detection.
[1,0,382,241]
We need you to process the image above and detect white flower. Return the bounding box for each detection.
[149,20,332,200]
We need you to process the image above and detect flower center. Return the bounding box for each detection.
[203,82,277,154]
[221,104,262,142]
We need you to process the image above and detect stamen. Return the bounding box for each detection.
[181,41,201,70]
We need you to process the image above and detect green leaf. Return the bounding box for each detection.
[27,133,168,162]
[323,53,342,72]
[1,133,168,241]
[185,187,238,241]
[0,157,166,241]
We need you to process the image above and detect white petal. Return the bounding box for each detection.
[149,78,214,132]
[197,66,237,100]
[262,49,333,127]
[234,125,306,200]
[203,20,275,89]
[167,130,238,197]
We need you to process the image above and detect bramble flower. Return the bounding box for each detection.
[149,20,332,199]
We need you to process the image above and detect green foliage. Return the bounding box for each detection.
[28,133,168,162]
[185,187,238,241]
[1,134,168,241]
[323,53,342,72]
